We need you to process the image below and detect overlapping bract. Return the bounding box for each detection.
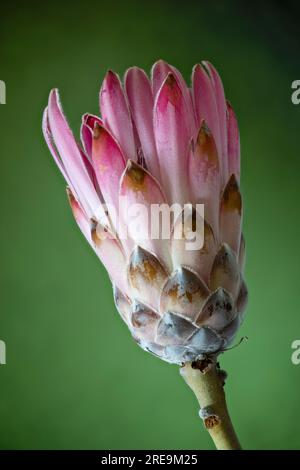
[43,60,247,364]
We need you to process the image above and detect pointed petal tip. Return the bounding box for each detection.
[213,242,238,267]
[201,60,216,70]
[125,158,136,171]
[90,218,110,246]
[48,88,60,106]
[131,301,160,330]
[192,63,205,76]
[152,59,169,70]
[49,87,58,97]
[90,218,98,246]
[222,173,242,214]
[199,118,211,133]
[130,244,147,264]
[219,242,232,255]
[210,242,240,297]
[48,88,68,125]
[105,69,116,79]
[226,99,233,110]
[200,61,212,76]
[92,120,103,139]
[204,287,235,323]
[160,267,209,321]
[91,121,126,168]
[155,72,182,111]
[125,65,145,78]
[42,105,48,120]
[100,68,136,161]
[82,113,102,128]
[165,72,177,87]
[66,187,84,221]
[197,119,214,141]
[228,173,239,186]
[42,106,49,134]
[195,119,219,164]
[102,69,120,90]
[81,113,89,124]
[66,187,81,213]
[66,185,73,198]
[128,246,168,309]
[121,159,146,192]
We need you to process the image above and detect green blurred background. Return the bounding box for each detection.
[1,0,300,450]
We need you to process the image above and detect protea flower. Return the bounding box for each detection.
[43,60,248,450]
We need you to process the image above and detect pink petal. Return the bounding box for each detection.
[151,60,174,98]
[153,73,190,205]
[80,113,103,160]
[47,89,105,223]
[124,67,160,180]
[66,187,92,243]
[169,64,197,134]
[119,160,172,271]
[202,61,228,180]
[226,101,240,181]
[78,147,101,197]
[90,219,128,294]
[152,60,196,135]
[67,189,127,292]
[91,122,126,224]
[100,70,136,161]
[220,174,242,255]
[188,121,220,230]
[43,107,75,195]
[151,60,189,101]
[192,64,221,157]
[67,189,126,294]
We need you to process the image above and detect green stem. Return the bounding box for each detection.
[180,360,241,450]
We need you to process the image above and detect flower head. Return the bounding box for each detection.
[43,60,247,364]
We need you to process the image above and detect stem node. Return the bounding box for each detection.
[180,359,241,450]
